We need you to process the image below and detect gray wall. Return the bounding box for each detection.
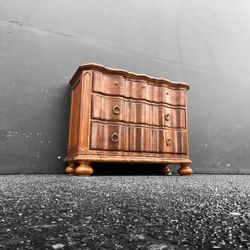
[0,0,250,174]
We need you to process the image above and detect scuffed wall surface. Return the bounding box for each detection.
[0,0,250,173]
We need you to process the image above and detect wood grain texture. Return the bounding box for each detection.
[65,64,192,176]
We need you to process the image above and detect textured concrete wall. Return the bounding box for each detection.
[0,0,250,173]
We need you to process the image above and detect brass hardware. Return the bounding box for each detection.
[111,133,119,142]
[112,105,120,114]
[165,91,169,95]
[165,114,171,121]
[166,139,172,146]
[114,81,119,86]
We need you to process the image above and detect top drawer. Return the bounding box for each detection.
[92,72,186,106]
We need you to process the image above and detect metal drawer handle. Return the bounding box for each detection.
[112,105,120,114]
[165,114,171,121]
[166,139,172,146]
[114,81,119,86]
[111,133,119,143]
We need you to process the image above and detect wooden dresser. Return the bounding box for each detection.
[65,64,192,176]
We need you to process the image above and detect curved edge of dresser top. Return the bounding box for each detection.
[69,63,189,90]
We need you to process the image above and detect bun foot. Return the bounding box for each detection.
[75,162,94,176]
[160,165,171,175]
[178,163,193,176]
[65,162,75,175]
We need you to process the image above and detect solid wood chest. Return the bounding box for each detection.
[65,64,192,176]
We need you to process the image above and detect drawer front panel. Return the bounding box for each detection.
[90,122,187,154]
[92,72,186,106]
[91,95,186,128]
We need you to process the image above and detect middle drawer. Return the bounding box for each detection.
[91,94,186,128]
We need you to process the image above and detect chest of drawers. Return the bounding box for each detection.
[64,64,192,176]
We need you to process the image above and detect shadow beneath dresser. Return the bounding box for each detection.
[92,163,172,176]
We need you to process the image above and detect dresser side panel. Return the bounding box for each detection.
[67,78,81,155]
[78,71,92,153]
[184,89,190,157]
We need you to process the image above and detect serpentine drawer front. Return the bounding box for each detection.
[90,122,188,154]
[64,64,192,176]
[91,94,186,128]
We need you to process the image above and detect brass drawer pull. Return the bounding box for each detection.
[166,139,172,146]
[114,81,119,86]
[112,105,120,114]
[111,133,119,143]
[165,114,171,121]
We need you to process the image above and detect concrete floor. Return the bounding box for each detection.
[0,175,250,249]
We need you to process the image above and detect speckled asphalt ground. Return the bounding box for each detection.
[0,175,250,250]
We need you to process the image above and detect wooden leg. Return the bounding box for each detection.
[178,163,193,176]
[160,165,171,175]
[75,162,94,176]
[65,162,75,175]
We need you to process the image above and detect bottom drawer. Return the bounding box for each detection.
[90,122,187,154]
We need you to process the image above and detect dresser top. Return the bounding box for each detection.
[70,63,189,90]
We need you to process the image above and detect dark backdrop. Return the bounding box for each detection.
[0,0,250,174]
